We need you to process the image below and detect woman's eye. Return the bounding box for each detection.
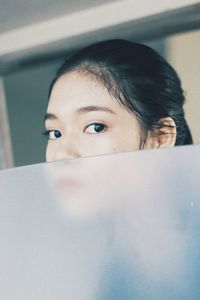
[46,130,62,140]
[84,123,106,134]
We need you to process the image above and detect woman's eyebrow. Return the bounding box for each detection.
[77,106,116,114]
[44,113,58,121]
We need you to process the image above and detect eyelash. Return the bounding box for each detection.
[42,122,107,139]
[84,123,107,134]
[42,130,49,138]
[42,130,62,140]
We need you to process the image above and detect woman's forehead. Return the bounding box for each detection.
[51,71,105,96]
[48,71,121,112]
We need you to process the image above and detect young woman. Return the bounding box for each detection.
[44,39,193,161]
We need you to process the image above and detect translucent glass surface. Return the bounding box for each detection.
[0,145,200,300]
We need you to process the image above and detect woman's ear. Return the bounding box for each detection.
[144,117,177,149]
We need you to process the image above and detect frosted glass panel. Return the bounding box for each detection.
[0,145,200,300]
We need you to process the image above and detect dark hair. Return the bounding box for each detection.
[49,39,193,147]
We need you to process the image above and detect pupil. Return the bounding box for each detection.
[94,124,104,132]
[55,130,61,138]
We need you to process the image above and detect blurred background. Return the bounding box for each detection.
[0,0,200,169]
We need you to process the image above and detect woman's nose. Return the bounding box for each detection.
[51,133,81,161]
[53,144,80,160]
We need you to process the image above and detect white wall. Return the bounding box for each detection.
[167,29,200,144]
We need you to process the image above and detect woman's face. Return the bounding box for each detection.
[45,71,141,161]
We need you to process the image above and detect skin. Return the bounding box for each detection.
[45,71,176,162]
